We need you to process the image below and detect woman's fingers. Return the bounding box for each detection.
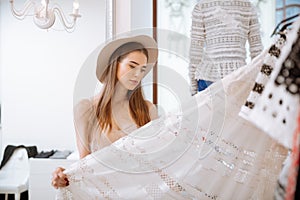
[58,170,69,186]
[52,167,69,188]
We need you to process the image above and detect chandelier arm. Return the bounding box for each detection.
[9,0,81,32]
[10,0,35,20]
[53,6,77,30]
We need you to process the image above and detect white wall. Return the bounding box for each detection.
[115,0,153,33]
[115,0,131,34]
[0,0,106,153]
[131,0,152,30]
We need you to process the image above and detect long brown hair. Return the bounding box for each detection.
[96,42,151,133]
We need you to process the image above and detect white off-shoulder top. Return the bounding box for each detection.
[73,98,138,153]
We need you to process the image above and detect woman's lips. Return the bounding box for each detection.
[129,80,138,85]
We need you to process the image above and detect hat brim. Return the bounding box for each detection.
[96,35,158,83]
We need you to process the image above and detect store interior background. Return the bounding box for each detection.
[0,0,299,160]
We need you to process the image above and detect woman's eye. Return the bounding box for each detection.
[129,65,135,69]
[141,69,146,73]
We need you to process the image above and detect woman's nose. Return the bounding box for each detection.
[133,68,142,77]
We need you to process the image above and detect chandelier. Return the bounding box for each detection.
[9,0,81,32]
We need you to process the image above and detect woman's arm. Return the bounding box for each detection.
[75,130,91,159]
[52,99,92,189]
[73,99,93,159]
[52,138,89,189]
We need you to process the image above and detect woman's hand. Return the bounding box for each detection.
[51,167,69,189]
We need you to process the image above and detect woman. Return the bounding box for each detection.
[52,22,299,198]
[52,35,159,188]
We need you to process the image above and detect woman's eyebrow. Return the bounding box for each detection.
[129,61,146,68]
[129,60,140,65]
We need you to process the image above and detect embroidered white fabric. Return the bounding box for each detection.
[239,35,286,120]
[56,49,288,200]
[242,18,300,149]
[188,0,263,95]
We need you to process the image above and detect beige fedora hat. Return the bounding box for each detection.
[96,35,158,82]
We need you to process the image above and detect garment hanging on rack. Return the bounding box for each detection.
[56,44,288,199]
[294,147,300,199]
[240,32,287,119]
[285,109,300,200]
[241,17,300,200]
[241,17,300,149]
[274,109,300,200]
[270,13,300,37]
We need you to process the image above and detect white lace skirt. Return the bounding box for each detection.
[56,50,288,200]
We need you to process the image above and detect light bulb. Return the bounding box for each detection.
[73,2,79,9]
[41,0,47,7]
[72,1,79,15]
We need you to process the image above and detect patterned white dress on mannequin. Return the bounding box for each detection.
[188,0,263,95]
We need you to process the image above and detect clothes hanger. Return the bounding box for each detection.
[270,13,300,37]
[276,21,294,40]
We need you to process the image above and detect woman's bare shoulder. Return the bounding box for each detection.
[145,100,155,108]
[74,99,92,112]
[145,100,158,120]
[73,98,97,121]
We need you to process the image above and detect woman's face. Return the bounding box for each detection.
[117,51,148,90]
